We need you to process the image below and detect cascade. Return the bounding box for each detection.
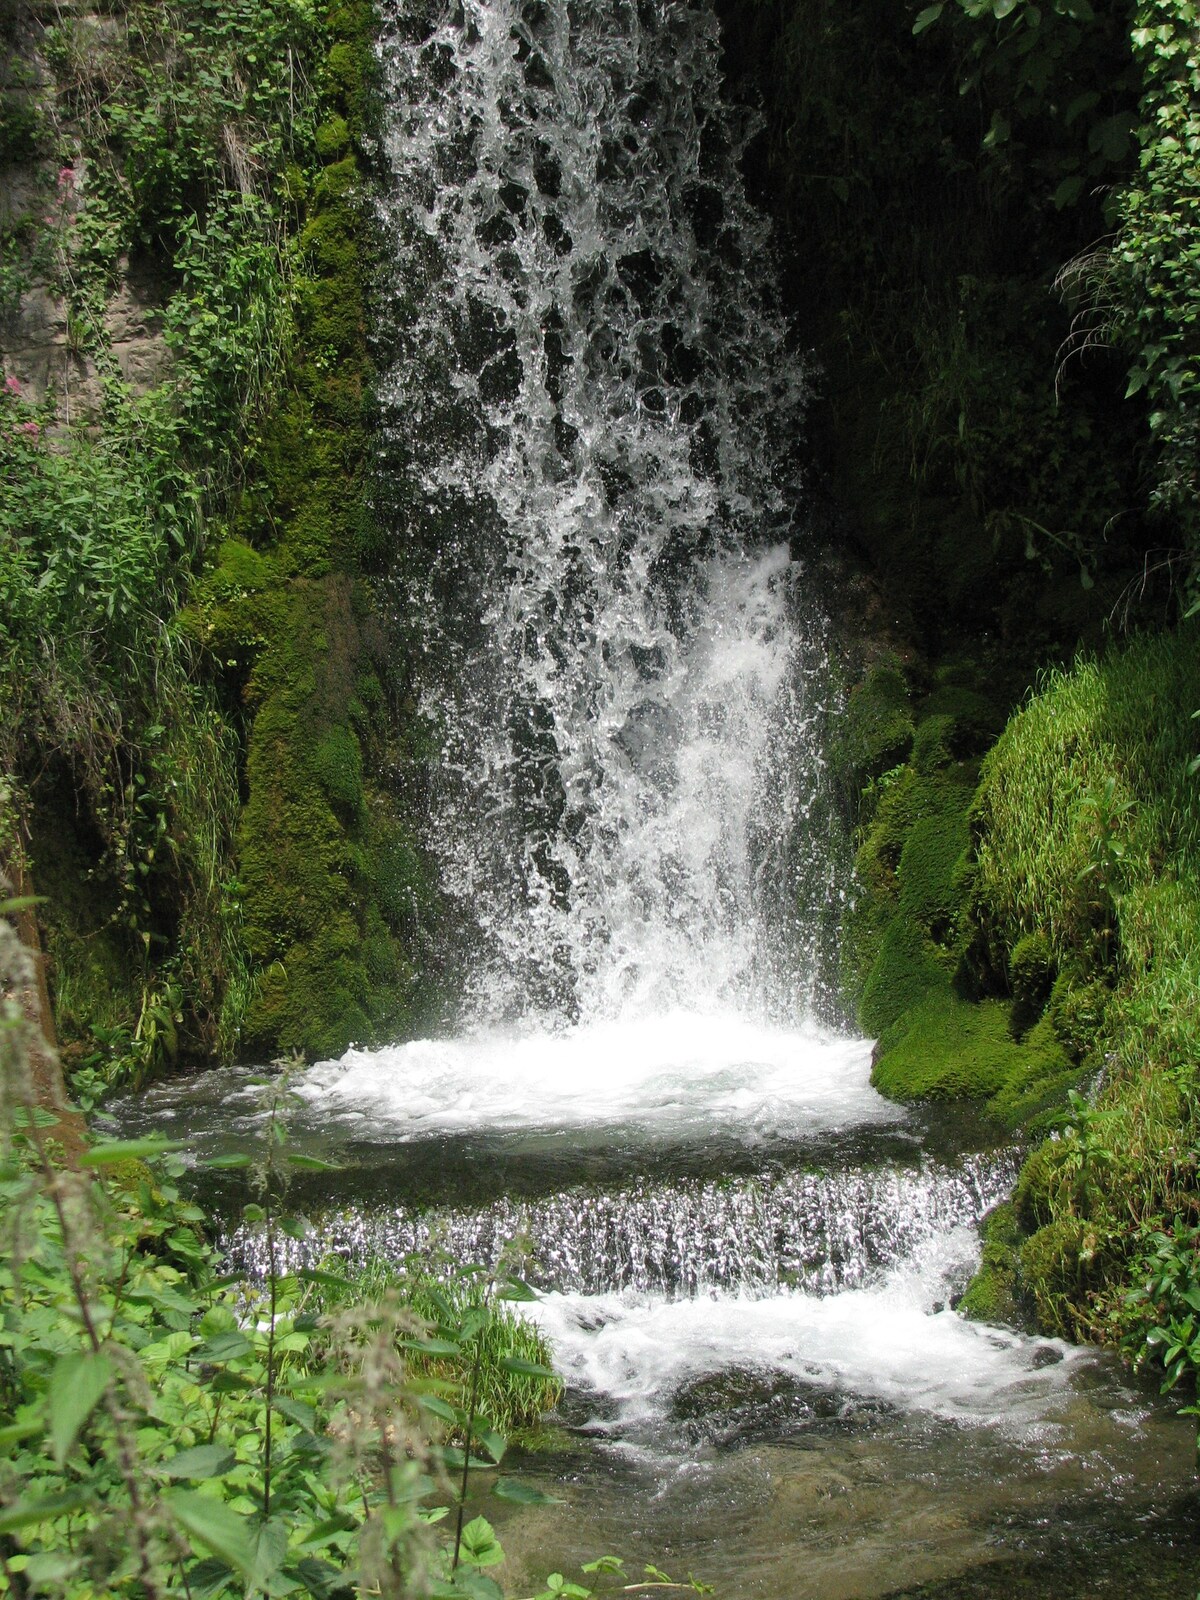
[376,0,834,1027]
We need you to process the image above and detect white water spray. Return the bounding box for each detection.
[376,0,832,1027]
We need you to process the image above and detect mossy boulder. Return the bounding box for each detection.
[1008,930,1055,1038]
[839,655,914,785]
[872,996,1071,1111]
[958,1202,1024,1327]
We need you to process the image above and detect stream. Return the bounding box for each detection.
[111,1022,1199,1598]
[113,0,1200,1591]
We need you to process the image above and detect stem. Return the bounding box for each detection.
[451,1329,483,1573]
[29,1124,165,1600]
[263,1184,277,1521]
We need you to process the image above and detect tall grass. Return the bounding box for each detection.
[309,1259,564,1436]
[974,629,1200,963]
[973,627,1200,1339]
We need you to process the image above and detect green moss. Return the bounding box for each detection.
[1009,931,1055,1037]
[858,919,950,1039]
[1013,1140,1072,1233]
[958,1202,1024,1327]
[312,724,364,818]
[872,992,1073,1112]
[896,780,972,930]
[840,655,914,784]
[215,3,440,1060]
[1046,970,1109,1060]
[1018,1217,1094,1339]
[314,115,350,160]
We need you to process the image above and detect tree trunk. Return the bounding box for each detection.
[0,825,86,1162]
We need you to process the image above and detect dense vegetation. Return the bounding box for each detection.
[0,0,439,1089]
[724,0,1200,1399]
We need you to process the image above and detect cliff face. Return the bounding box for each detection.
[0,0,440,1084]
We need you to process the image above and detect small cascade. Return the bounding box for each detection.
[229,1150,1017,1299]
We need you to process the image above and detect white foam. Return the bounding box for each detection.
[528,1228,1082,1440]
[295,1009,895,1142]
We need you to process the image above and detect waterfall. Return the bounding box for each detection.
[377,0,836,1028]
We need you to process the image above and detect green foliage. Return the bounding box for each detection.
[914,0,1139,213]
[1,0,442,1066]
[735,0,1151,652]
[309,1261,564,1436]
[0,0,329,1068]
[973,630,1200,964]
[1115,0,1200,554]
[0,961,710,1600]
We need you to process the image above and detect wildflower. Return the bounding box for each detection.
[4,376,20,396]
[19,421,40,438]
[57,166,74,189]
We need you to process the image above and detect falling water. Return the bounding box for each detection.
[231,1149,1019,1299]
[377,0,835,1026]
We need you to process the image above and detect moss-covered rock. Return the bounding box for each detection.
[183,0,442,1061]
[872,996,1071,1112]
[839,654,914,786]
[958,1202,1024,1327]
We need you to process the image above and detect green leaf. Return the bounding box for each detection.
[458,1515,505,1569]
[80,1137,182,1166]
[472,1427,506,1465]
[166,1489,256,1577]
[194,1331,253,1363]
[286,1154,342,1171]
[200,1153,253,1170]
[160,1445,237,1479]
[402,1336,463,1357]
[48,1351,112,1466]
[296,1268,355,1290]
[272,1395,319,1432]
[493,1477,562,1506]
[250,1519,290,1589]
[416,1393,459,1425]
[498,1356,556,1379]
[0,1490,90,1534]
[495,1276,539,1303]
[913,3,944,32]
